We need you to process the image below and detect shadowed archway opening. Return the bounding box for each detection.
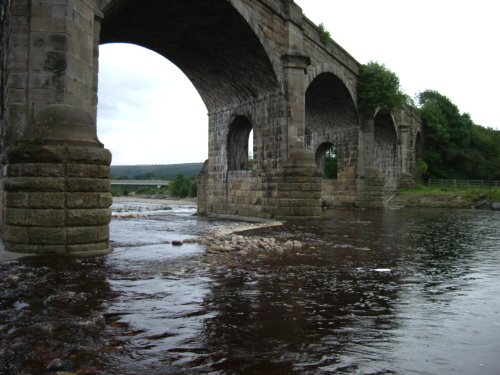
[227,116,253,171]
[315,142,338,179]
[374,111,398,187]
[305,72,358,181]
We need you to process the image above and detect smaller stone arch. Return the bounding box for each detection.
[227,115,253,171]
[315,142,337,179]
[374,108,398,138]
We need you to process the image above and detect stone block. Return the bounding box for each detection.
[66,192,112,208]
[29,227,66,245]
[67,226,98,244]
[66,208,111,226]
[3,225,29,243]
[6,145,66,164]
[66,147,112,165]
[28,192,65,208]
[4,242,67,254]
[5,163,65,177]
[6,208,65,226]
[4,177,66,192]
[31,16,66,33]
[67,178,110,192]
[67,164,110,178]
[5,192,29,208]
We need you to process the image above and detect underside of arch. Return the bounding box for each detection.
[100,0,280,112]
[305,72,358,176]
[374,111,398,185]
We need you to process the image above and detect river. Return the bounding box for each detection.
[1,200,499,374]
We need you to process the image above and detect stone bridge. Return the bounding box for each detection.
[0,0,422,255]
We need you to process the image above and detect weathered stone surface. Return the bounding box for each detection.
[6,208,66,227]
[66,178,110,192]
[67,225,109,244]
[66,208,112,226]
[1,0,422,255]
[66,192,112,209]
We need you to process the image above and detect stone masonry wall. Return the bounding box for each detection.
[1,0,10,138]
[3,142,112,254]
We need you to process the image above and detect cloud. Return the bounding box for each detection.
[97,44,208,165]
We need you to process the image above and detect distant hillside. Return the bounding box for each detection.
[111,163,204,180]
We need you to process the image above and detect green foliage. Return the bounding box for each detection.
[323,148,338,179]
[318,23,331,44]
[247,157,254,171]
[418,90,500,181]
[111,163,203,180]
[399,185,500,202]
[417,159,428,174]
[169,174,197,198]
[111,186,129,197]
[358,61,405,114]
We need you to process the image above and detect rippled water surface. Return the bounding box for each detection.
[1,203,499,374]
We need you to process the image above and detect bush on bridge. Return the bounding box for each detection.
[358,61,405,114]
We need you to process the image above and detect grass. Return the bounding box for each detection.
[399,185,500,202]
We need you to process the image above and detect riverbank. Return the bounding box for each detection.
[388,186,500,210]
[112,195,197,206]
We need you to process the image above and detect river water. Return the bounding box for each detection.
[1,201,499,374]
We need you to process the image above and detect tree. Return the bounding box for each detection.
[418,90,500,180]
[169,174,197,198]
[358,61,405,114]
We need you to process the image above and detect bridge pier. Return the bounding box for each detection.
[2,105,112,255]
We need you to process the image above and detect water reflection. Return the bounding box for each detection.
[1,206,499,374]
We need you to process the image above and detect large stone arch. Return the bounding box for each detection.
[304,70,359,207]
[306,63,358,109]
[98,0,280,113]
[305,72,359,173]
[97,0,283,88]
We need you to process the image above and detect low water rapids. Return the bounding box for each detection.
[1,201,499,374]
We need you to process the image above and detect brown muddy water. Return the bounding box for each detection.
[1,201,499,374]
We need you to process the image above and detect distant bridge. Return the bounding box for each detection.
[111,180,170,187]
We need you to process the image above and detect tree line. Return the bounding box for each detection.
[359,62,500,182]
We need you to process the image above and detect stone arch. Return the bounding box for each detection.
[315,142,337,179]
[99,0,281,113]
[374,110,398,187]
[305,71,359,180]
[306,63,358,109]
[227,115,253,171]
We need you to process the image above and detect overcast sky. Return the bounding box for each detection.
[97,0,500,165]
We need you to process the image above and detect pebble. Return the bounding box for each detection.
[193,231,304,261]
[47,358,64,371]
